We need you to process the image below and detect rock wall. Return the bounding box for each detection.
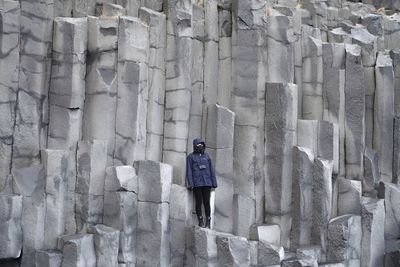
[1,0,400,266]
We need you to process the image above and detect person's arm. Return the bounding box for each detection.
[186,155,194,188]
[209,157,217,188]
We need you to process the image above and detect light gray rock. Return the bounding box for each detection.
[291,146,314,248]
[73,0,96,17]
[105,166,138,193]
[58,234,96,267]
[312,158,333,253]
[0,1,20,189]
[265,82,297,247]
[136,201,170,267]
[345,44,365,180]
[35,250,62,267]
[142,0,163,11]
[363,148,380,195]
[102,3,126,16]
[350,28,377,68]
[249,241,258,266]
[258,241,284,266]
[218,9,232,107]
[185,226,218,267]
[233,194,255,239]
[374,51,394,182]
[390,50,400,115]
[378,182,400,241]
[394,116,400,185]
[12,165,45,197]
[281,257,318,267]
[327,28,352,43]
[337,178,362,216]
[361,198,385,267]
[361,14,383,36]
[139,8,166,162]
[296,246,323,263]
[327,215,362,262]
[103,191,137,265]
[0,194,22,259]
[383,15,400,50]
[217,235,250,266]
[249,224,281,246]
[135,160,172,203]
[54,0,73,17]
[89,224,119,267]
[116,0,140,16]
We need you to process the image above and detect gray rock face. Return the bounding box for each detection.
[185,226,218,266]
[35,250,62,267]
[89,224,119,267]
[281,257,318,267]
[249,224,281,246]
[378,182,400,242]
[217,235,251,266]
[363,148,380,195]
[0,194,22,259]
[394,115,400,185]
[391,49,400,115]
[232,193,255,239]
[265,82,297,247]
[105,166,138,193]
[58,234,96,267]
[327,215,362,262]
[337,178,362,216]
[258,240,285,266]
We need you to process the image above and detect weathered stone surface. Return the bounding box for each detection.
[135,160,172,203]
[35,250,62,267]
[142,0,163,11]
[391,49,400,115]
[337,178,361,216]
[383,15,400,50]
[116,0,140,16]
[137,202,170,266]
[217,235,250,266]
[384,250,400,267]
[344,44,365,180]
[249,224,281,246]
[312,158,333,253]
[89,224,119,267]
[291,146,314,248]
[394,115,400,185]
[73,0,95,17]
[105,166,137,193]
[58,234,96,267]
[363,148,380,195]
[378,182,400,242]
[328,27,351,43]
[233,193,255,239]
[296,246,323,263]
[258,241,284,266]
[249,240,258,266]
[281,257,318,267]
[218,8,232,107]
[103,191,137,265]
[361,198,385,267]
[327,215,362,262]
[374,51,394,182]
[102,3,126,16]
[185,226,218,266]
[265,82,297,247]
[0,194,22,259]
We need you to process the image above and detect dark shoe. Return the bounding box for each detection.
[205,217,211,228]
[198,216,204,227]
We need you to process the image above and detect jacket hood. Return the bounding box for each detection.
[193,138,205,151]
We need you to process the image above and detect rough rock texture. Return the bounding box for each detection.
[0,194,22,259]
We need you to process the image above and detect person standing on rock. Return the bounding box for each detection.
[186,138,217,228]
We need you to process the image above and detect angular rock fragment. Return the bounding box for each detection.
[281,257,318,267]
[217,235,250,266]
[337,178,361,216]
[363,148,380,195]
[249,224,281,246]
[185,226,218,266]
[0,194,22,259]
[35,250,62,267]
[58,234,96,267]
[105,166,137,193]
[394,115,400,185]
[89,224,119,267]
[378,182,400,242]
[258,241,284,266]
[233,194,255,239]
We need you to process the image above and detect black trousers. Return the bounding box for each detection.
[193,186,211,218]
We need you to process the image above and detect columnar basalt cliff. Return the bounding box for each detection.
[1,0,400,266]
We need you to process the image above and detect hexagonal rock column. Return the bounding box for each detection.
[141,0,163,12]
[374,51,395,182]
[13,0,53,171]
[265,82,297,247]
[378,182,400,242]
[393,116,400,185]
[185,226,218,266]
[135,160,172,267]
[363,148,380,196]
[115,16,149,166]
[311,158,333,254]
[344,44,365,180]
[35,250,62,267]
[75,140,107,233]
[249,224,281,246]
[163,0,193,184]
[139,8,166,162]
[88,224,119,267]
[73,0,96,17]
[281,257,318,267]
[258,241,285,266]
[218,5,232,108]
[390,50,400,115]
[58,234,96,267]
[291,146,314,249]
[0,194,22,259]
[48,17,88,235]
[327,215,362,263]
[83,16,118,166]
[42,150,68,250]
[103,165,137,266]
[361,198,385,267]
[217,235,251,266]
[0,1,19,189]
[205,104,234,233]
[116,0,140,16]
[232,193,256,239]
[337,178,362,216]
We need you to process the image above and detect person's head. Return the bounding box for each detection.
[193,138,206,154]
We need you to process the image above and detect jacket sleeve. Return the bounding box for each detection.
[186,155,194,188]
[209,157,217,188]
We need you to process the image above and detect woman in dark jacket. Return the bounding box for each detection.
[186,138,217,228]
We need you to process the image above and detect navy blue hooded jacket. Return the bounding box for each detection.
[186,138,217,188]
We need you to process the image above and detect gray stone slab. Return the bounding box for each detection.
[102,3,126,16]
[281,257,318,267]
[217,235,250,266]
[394,116,400,185]
[374,51,394,182]
[337,178,362,216]
[390,50,400,115]
[233,194,255,239]
[89,224,119,267]
[58,234,96,267]
[291,146,314,249]
[249,224,281,246]
[185,226,218,266]
[345,44,365,180]
[258,241,284,266]
[169,184,192,222]
[116,0,140,16]
[265,82,297,247]
[363,147,380,195]
[12,165,45,197]
[327,215,362,262]
[378,182,400,241]
[35,250,62,267]
[296,246,323,263]
[0,194,22,259]
[105,166,138,193]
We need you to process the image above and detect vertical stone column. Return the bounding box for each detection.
[337,178,362,216]
[218,4,232,108]
[136,160,172,266]
[0,1,19,190]
[345,44,365,180]
[374,51,394,182]
[265,82,297,247]
[312,158,333,254]
[116,0,140,16]
[48,17,88,235]
[58,234,96,267]
[363,147,380,195]
[83,16,118,166]
[13,0,53,170]
[291,146,314,249]
[390,50,400,115]
[0,194,22,259]
[361,198,385,267]
[73,0,96,17]
[42,149,68,250]
[139,8,166,162]
[115,16,149,166]
[54,0,73,17]
[378,182,400,243]
[163,0,193,184]
[35,250,62,267]
[217,235,251,266]
[205,104,235,233]
[393,116,400,185]
[185,226,218,266]
[89,224,120,267]
[322,42,345,177]
[383,16,400,51]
